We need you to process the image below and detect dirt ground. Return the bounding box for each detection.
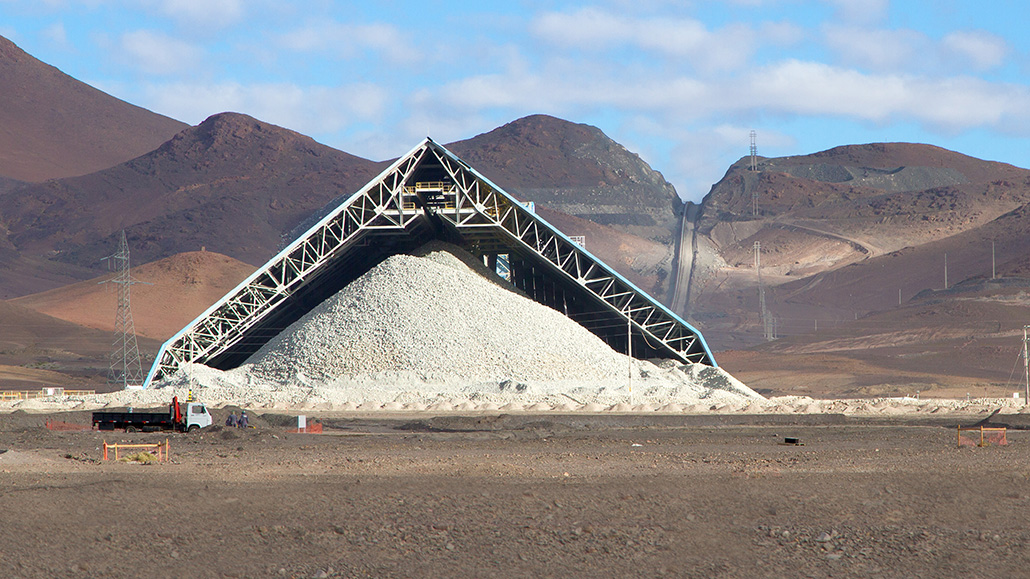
[2,411,1029,578]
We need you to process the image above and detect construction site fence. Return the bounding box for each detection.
[957,426,1008,447]
[0,389,96,401]
[103,439,170,462]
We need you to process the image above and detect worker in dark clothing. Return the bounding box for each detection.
[226,411,238,428]
[239,411,249,428]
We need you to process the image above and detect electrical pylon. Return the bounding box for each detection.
[100,231,147,389]
[750,130,759,216]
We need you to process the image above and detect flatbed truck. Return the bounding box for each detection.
[92,396,212,432]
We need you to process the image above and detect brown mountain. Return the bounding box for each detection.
[0,112,386,292]
[684,143,1030,345]
[689,143,1030,397]
[3,250,252,389]
[447,115,682,244]
[12,250,255,341]
[447,115,682,298]
[0,35,187,182]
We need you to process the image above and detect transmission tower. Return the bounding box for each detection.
[754,241,773,341]
[749,130,759,216]
[749,130,758,171]
[100,231,147,389]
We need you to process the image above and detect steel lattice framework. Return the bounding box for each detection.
[144,139,715,386]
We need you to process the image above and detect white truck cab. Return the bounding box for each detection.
[185,402,213,430]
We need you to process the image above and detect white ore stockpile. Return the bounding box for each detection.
[158,243,762,410]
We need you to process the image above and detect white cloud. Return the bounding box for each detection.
[420,54,1030,143]
[822,25,926,71]
[942,30,1007,71]
[137,81,390,137]
[532,7,626,50]
[823,0,888,24]
[155,0,244,27]
[747,60,909,120]
[531,8,772,71]
[278,21,420,65]
[42,21,69,47]
[824,25,1010,75]
[119,30,202,75]
[746,60,1030,131]
[758,20,805,46]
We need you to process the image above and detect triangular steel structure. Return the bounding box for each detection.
[144,139,716,386]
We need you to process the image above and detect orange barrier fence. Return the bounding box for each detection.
[958,426,1008,447]
[103,439,170,461]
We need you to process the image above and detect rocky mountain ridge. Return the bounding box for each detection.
[688,143,1030,396]
[449,115,681,244]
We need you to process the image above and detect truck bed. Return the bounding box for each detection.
[92,411,173,431]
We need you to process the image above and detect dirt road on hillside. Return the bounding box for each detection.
[2,412,1029,578]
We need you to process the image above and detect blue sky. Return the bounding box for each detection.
[1,0,1028,202]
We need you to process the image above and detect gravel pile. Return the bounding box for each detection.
[50,242,763,412]
[198,241,758,408]
[247,243,640,384]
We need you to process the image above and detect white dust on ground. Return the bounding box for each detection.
[4,244,1029,418]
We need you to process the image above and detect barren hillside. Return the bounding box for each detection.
[12,250,255,340]
[449,115,682,245]
[0,35,186,182]
[0,299,163,390]
[699,145,1030,397]
[0,112,384,291]
[448,115,683,298]
[687,143,1030,351]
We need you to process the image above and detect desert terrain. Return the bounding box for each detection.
[2,411,1028,578]
[4,31,1030,579]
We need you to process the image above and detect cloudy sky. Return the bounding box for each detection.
[2,0,1028,201]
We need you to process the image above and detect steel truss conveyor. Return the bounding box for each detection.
[144,139,715,386]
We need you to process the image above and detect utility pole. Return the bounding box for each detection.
[627,315,633,405]
[755,241,772,341]
[944,253,948,290]
[992,241,996,279]
[100,231,148,389]
[1024,326,1029,406]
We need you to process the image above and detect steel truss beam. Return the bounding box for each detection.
[144,139,715,386]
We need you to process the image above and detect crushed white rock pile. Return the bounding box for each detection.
[5,242,769,413]
[246,244,639,384]
[150,242,761,410]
